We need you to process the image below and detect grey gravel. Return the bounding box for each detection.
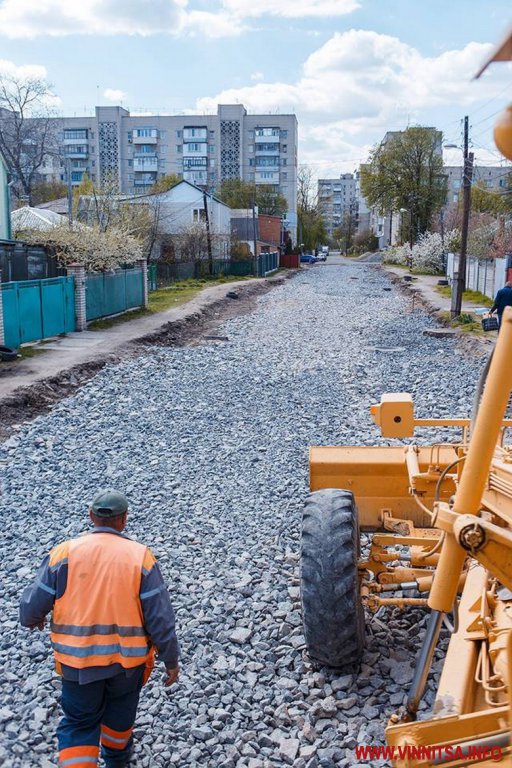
[0,263,483,766]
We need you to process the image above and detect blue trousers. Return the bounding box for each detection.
[57,667,144,767]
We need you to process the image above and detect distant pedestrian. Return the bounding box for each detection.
[20,490,179,768]
[490,280,512,327]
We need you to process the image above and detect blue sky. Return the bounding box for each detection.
[0,0,511,176]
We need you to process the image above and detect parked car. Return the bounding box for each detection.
[316,251,327,262]
[300,253,317,264]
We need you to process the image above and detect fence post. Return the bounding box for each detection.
[136,257,148,308]
[66,263,87,331]
[0,270,4,345]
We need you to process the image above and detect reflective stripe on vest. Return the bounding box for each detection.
[51,533,150,670]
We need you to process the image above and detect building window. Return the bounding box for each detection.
[176,130,182,138]
[209,130,215,138]
[282,172,287,180]
[135,128,157,138]
[282,144,287,153]
[280,129,288,138]
[158,160,166,168]
[71,171,83,182]
[282,158,287,166]
[176,145,182,153]
[209,145,215,153]
[193,209,207,222]
[255,127,280,137]
[128,160,133,167]
[249,172,254,181]
[248,145,254,153]
[160,131,166,139]
[64,129,88,140]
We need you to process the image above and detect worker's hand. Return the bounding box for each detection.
[31,619,46,631]
[164,664,180,687]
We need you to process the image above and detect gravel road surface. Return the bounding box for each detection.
[0,262,484,767]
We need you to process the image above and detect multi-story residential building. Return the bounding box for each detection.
[444,164,511,204]
[33,104,298,239]
[317,174,357,238]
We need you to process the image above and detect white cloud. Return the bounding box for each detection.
[0,58,48,80]
[0,0,188,37]
[196,30,512,175]
[0,58,62,107]
[0,0,359,37]
[183,9,245,37]
[222,0,361,18]
[104,88,127,103]
[250,71,264,81]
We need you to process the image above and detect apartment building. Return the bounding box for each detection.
[36,104,298,239]
[317,173,357,237]
[444,164,511,203]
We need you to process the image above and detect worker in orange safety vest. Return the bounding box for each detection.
[20,490,180,768]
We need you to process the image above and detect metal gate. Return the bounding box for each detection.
[2,276,75,349]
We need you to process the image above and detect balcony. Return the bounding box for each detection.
[255,142,280,154]
[132,130,158,144]
[63,147,88,159]
[134,157,158,171]
[183,158,208,170]
[183,128,207,141]
[255,130,280,143]
[183,170,207,185]
[134,151,157,159]
[183,142,208,157]
[255,171,280,184]
[255,159,280,169]
[134,173,157,186]
[63,137,88,146]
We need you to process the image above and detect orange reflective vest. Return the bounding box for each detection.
[50,532,153,671]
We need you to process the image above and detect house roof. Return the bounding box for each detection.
[125,179,231,209]
[36,197,69,215]
[11,206,63,232]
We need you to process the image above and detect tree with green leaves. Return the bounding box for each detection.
[217,178,287,216]
[470,178,512,216]
[361,127,447,244]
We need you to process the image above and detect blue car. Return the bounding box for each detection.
[300,253,317,264]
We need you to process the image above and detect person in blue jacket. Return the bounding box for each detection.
[490,281,512,327]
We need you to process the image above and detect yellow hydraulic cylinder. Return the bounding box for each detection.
[429,307,512,613]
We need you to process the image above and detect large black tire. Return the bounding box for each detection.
[300,488,365,671]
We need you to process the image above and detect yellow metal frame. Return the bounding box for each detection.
[308,307,512,765]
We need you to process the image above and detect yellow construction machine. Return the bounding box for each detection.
[300,32,512,767]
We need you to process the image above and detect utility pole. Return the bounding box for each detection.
[203,190,213,276]
[451,116,473,318]
[66,157,73,228]
[252,200,258,276]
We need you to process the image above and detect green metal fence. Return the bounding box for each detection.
[86,267,144,322]
[2,276,75,349]
[257,252,279,277]
[147,255,280,291]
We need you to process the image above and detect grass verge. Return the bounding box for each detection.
[89,276,253,331]
[436,285,493,307]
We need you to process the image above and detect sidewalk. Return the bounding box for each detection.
[0,278,268,400]
[382,265,495,329]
